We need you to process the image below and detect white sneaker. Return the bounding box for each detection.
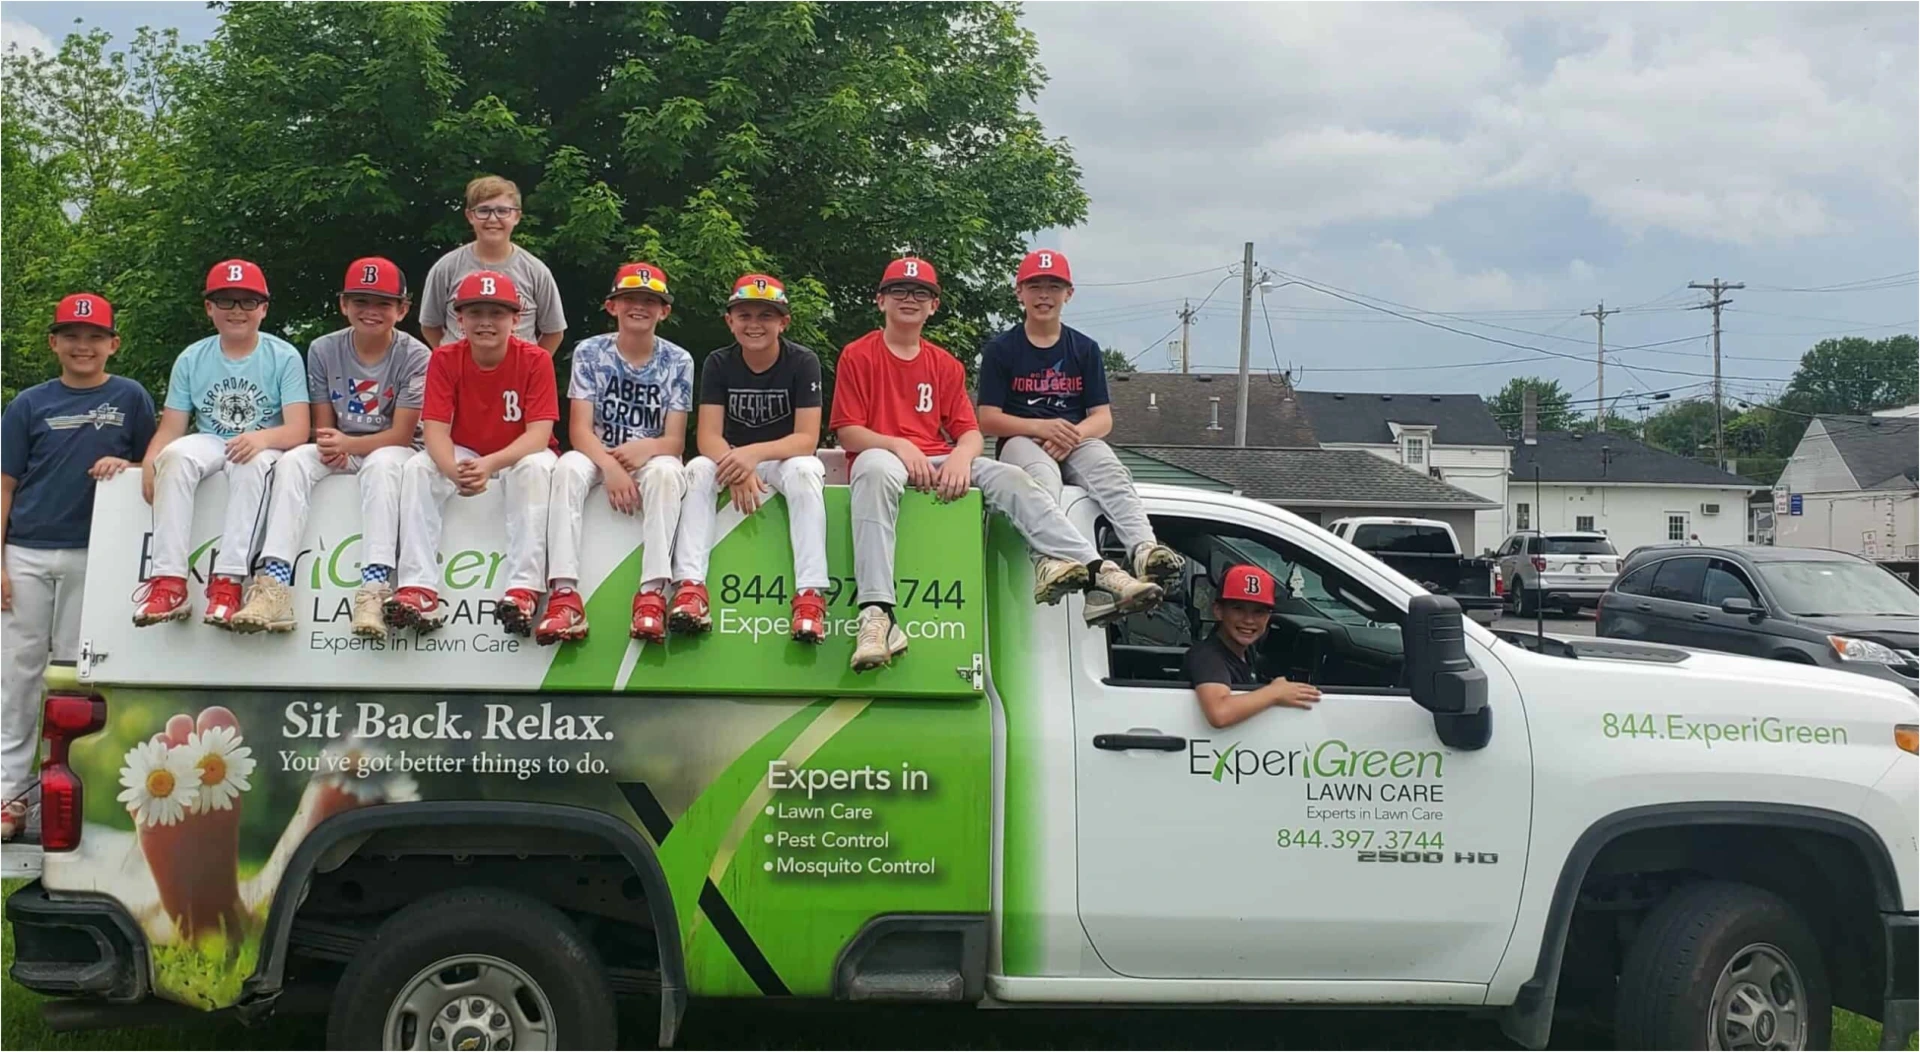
[1094,561,1163,617]
[1083,589,1122,627]
[851,606,908,672]
[1033,557,1091,605]
[1132,542,1184,589]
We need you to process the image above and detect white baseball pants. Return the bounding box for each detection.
[997,436,1157,551]
[547,450,686,593]
[258,443,412,570]
[149,432,281,579]
[673,456,830,591]
[396,447,556,594]
[2,546,85,799]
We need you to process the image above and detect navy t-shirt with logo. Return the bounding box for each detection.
[1,376,157,548]
[975,324,1110,424]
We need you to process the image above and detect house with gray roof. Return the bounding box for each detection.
[1508,431,1761,552]
[1772,413,1917,569]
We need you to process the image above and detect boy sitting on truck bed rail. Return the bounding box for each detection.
[385,271,559,636]
[1186,563,1322,728]
[975,249,1184,625]
[832,256,1163,673]
[670,274,831,644]
[135,260,310,629]
[3,293,155,841]
[232,258,431,637]
[538,262,692,645]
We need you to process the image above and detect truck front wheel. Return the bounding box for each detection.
[1614,881,1830,1050]
[325,887,617,1051]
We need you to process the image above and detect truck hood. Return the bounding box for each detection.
[1584,639,1918,710]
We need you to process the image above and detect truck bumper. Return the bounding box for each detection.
[1884,912,1918,1048]
[5,880,147,1002]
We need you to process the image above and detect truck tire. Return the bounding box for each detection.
[325,887,617,1051]
[1614,881,1830,1051]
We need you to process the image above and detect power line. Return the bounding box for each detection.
[1258,289,1284,378]
[1750,271,1918,293]
[1075,263,1235,288]
[1128,269,1237,364]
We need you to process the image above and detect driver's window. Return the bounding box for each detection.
[1099,515,1407,693]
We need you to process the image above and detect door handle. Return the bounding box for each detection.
[1094,733,1186,752]
[1635,602,1653,612]
[1692,611,1712,621]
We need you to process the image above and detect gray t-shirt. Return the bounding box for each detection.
[419,243,567,344]
[306,328,433,440]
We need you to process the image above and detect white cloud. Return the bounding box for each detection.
[1,18,53,56]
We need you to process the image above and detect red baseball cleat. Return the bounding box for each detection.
[791,589,827,644]
[202,577,244,629]
[384,586,447,632]
[668,582,711,634]
[132,576,190,626]
[631,591,668,643]
[536,587,588,645]
[494,588,539,637]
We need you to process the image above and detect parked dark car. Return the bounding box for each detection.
[1597,544,1919,692]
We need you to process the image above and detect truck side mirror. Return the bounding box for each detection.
[1404,594,1491,751]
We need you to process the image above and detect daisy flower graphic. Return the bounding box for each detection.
[116,739,201,827]
[384,773,421,804]
[185,724,256,813]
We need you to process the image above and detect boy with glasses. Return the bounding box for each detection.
[135,261,310,628]
[832,258,1163,672]
[3,294,155,840]
[538,263,692,645]
[419,175,567,352]
[231,258,431,637]
[669,274,830,643]
[977,249,1183,624]
[386,271,559,635]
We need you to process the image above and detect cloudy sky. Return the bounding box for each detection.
[7,2,1915,410]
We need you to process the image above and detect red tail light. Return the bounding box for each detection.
[1531,555,1546,573]
[1493,571,1505,597]
[39,693,106,853]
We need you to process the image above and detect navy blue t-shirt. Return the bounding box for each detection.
[976,324,1110,424]
[2,376,156,549]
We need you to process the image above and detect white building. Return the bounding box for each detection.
[1773,414,1918,575]
[1506,432,1761,551]
[1292,392,1513,552]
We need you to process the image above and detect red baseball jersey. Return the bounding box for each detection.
[422,336,560,456]
[829,330,977,459]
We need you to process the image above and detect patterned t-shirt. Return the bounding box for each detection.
[163,333,307,438]
[306,328,432,439]
[567,333,694,446]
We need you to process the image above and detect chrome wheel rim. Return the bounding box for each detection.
[1709,942,1808,1050]
[384,953,555,1051]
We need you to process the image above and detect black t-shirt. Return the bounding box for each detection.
[1183,632,1268,689]
[975,324,1110,423]
[699,338,824,448]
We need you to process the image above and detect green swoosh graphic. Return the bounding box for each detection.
[1211,741,1241,782]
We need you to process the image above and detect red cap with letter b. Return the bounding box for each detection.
[878,257,940,293]
[205,259,270,299]
[1016,249,1072,287]
[342,257,408,300]
[1219,563,1276,608]
[728,273,791,314]
[451,270,522,311]
[610,262,673,303]
[50,293,116,335]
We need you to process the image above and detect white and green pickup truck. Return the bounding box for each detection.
[8,459,1916,1051]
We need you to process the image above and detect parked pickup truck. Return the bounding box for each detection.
[8,464,1916,1051]
[1326,516,1504,626]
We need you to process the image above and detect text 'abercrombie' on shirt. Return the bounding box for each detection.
[568,333,694,446]
[975,324,1110,424]
[306,328,433,441]
[698,338,824,449]
[163,333,307,438]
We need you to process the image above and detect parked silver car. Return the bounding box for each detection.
[1495,530,1622,615]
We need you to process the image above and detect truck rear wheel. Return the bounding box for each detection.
[325,887,617,1051]
[1614,881,1830,1050]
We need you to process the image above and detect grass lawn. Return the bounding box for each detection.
[3,879,1910,1049]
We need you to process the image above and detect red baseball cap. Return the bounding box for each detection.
[450,270,522,311]
[727,273,790,314]
[49,293,116,335]
[878,257,939,293]
[205,259,270,299]
[609,262,672,303]
[1218,563,1277,608]
[1017,249,1072,287]
[341,257,408,300]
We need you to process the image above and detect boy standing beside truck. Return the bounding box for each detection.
[670,274,831,643]
[231,258,431,637]
[135,261,311,629]
[1,294,155,841]
[832,257,1163,672]
[419,175,567,353]
[976,249,1184,625]
[538,263,691,645]
[386,271,559,636]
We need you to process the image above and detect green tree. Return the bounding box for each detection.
[1487,376,1574,438]
[1779,335,1918,419]
[1102,348,1134,375]
[1593,411,1641,439]
[1641,399,1720,459]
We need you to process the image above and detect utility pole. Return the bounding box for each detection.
[1581,301,1617,432]
[1177,299,1196,374]
[1234,241,1254,447]
[1688,278,1744,469]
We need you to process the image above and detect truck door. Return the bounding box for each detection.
[1070,506,1531,983]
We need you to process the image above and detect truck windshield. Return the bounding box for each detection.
[1352,524,1455,554]
[1757,560,1920,616]
[1545,537,1616,556]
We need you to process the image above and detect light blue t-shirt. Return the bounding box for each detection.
[567,333,694,447]
[163,333,308,438]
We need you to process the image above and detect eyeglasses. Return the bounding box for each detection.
[882,286,935,303]
[469,205,521,220]
[209,297,266,311]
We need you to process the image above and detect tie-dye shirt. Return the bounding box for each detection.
[567,333,694,446]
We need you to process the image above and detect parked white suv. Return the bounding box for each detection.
[1496,530,1622,616]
